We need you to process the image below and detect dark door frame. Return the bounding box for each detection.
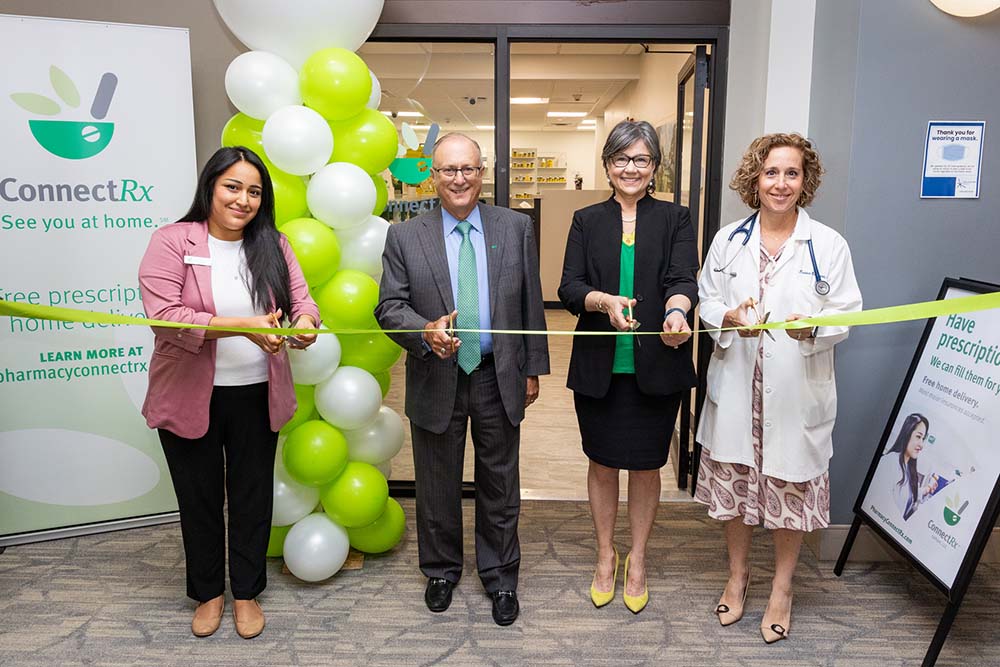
[369,22,729,498]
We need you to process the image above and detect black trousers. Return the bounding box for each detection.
[411,361,521,593]
[159,382,277,602]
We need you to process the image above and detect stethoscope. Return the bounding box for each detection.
[712,212,831,296]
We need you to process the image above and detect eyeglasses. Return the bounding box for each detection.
[609,154,654,169]
[432,166,483,178]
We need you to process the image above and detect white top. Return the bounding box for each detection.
[695,209,863,482]
[208,236,268,386]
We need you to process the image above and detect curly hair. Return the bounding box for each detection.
[730,133,824,209]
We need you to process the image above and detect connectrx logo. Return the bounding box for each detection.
[389,122,440,185]
[943,494,967,527]
[10,66,118,160]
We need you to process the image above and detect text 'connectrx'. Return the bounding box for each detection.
[0,178,154,203]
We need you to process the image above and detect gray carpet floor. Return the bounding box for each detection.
[1,499,997,666]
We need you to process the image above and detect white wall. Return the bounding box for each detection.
[595,51,701,187]
[763,0,817,134]
[720,0,774,224]
[720,0,819,224]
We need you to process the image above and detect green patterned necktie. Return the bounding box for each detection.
[455,220,482,374]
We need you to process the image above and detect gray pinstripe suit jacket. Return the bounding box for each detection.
[375,204,550,434]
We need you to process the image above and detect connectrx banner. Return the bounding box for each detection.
[0,15,196,543]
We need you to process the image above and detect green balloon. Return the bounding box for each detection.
[339,330,402,373]
[320,461,389,528]
[280,384,317,435]
[282,420,349,487]
[280,217,342,287]
[269,167,309,227]
[371,173,389,216]
[347,498,405,553]
[373,370,391,398]
[221,113,264,154]
[267,524,292,557]
[313,269,380,330]
[300,47,371,121]
[329,108,399,175]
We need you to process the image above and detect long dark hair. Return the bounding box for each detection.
[884,413,929,513]
[179,146,291,317]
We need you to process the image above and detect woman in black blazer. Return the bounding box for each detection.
[559,120,699,613]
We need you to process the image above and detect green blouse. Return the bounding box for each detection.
[611,240,636,374]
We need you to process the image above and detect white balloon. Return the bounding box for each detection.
[314,366,382,430]
[225,51,301,120]
[366,70,382,110]
[213,0,385,68]
[374,459,392,479]
[307,162,377,230]
[335,215,390,277]
[273,453,320,526]
[262,105,333,175]
[288,326,341,385]
[343,406,405,464]
[282,513,350,582]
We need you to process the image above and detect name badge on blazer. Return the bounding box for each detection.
[183,255,212,266]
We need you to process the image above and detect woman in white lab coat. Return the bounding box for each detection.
[695,133,862,643]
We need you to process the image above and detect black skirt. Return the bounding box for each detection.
[573,374,683,471]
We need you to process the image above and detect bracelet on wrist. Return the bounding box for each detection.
[664,307,687,321]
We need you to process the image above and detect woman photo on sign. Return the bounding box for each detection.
[695,133,863,643]
[138,146,319,639]
[884,412,957,521]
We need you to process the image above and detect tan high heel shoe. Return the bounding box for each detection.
[714,571,750,627]
[760,596,792,644]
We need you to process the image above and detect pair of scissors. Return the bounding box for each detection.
[625,301,642,348]
[626,301,640,332]
[447,312,458,359]
[747,298,775,341]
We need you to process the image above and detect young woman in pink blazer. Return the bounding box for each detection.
[138,146,319,639]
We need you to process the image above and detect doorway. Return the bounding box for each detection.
[364,23,728,500]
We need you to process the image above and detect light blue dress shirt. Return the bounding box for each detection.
[441,205,493,354]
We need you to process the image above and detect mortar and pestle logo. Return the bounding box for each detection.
[389,122,439,185]
[10,66,118,160]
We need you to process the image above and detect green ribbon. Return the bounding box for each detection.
[2,292,999,337]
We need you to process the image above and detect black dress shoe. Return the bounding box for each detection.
[425,578,454,612]
[490,590,519,626]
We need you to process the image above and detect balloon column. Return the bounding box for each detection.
[215,0,407,583]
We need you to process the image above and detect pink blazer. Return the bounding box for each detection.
[138,221,320,439]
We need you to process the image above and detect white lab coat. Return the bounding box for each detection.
[696,209,863,482]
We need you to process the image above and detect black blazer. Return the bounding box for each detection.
[558,194,699,398]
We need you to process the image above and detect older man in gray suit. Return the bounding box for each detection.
[376,133,549,626]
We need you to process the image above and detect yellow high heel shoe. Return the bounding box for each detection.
[590,548,619,608]
[622,553,649,614]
